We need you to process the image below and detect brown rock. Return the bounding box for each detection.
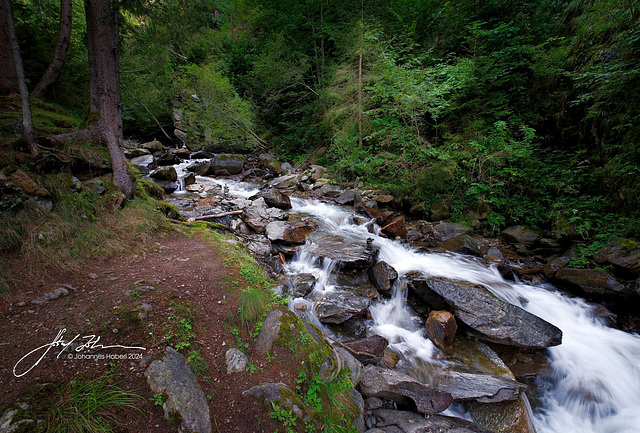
[381,215,408,239]
[8,170,49,196]
[425,310,457,351]
[555,268,631,296]
[342,335,389,364]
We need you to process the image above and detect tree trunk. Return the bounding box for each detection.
[1,0,37,156]
[85,0,99,115]
[84,0,135,197]
[31,0,73,100]
[0,0,17,95]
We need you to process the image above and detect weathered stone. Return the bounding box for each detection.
[484,246,504,261]
[342,335,389,364]
[334,346,364,385]
[31,287,69,304]
[186,161,210,176]
[309,165,326,181]
[554,268,631,296]
[533,237,563,256]
[183,172,196,187]
[246,236,272,257]
[344,318,369,339]
[435,370,527,403]
[305,233,379,267]
[225,348,248,373]
[288,273,317,298]
[173,147,191,159]
[593,238,640,276]
[210,154,245,175]
[150,166,178,182]
[425,310,457,351]
[357,204,382,219]
[318,183,342,197]
[281,162,294,174]
[250,188,292,210]
[191,150,214,159]
[163,182,178,194]
[432,222,471,242]
[258,154,283,174]
[124,147,150,159]
[439,234,484,257]
[266,220,314,244]
[465,396,536,433]
[315,292,372,324]
[430,198,452,221]
[368,261,398,297]
[334,190,357,205]
[501,226,541,246]
[409,201,426,216]
[371,409,492,433]
[490,346,553,379]
[243,383,321,427]
[410,277,562,349]
[157,152,180,166]
[145,347,211,433]
[357,366,453,415]
[140,139,164,152]
[242,207,270,234]
[543,255,572,278]
[381,216,408,239]
[84,179,107,194]
[256,310,283,355]
[375,195,394,205]
[269,174,302,189]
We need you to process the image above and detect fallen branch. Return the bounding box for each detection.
[190,210,243,220]
[324,334,379,361]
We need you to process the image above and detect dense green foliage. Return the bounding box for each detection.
[11,0,640,240]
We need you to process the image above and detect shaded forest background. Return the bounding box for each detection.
[5,0,640,241]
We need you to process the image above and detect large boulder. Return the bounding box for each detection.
[287,273,317,298]
[157,152,181,166]
[186,160,210,176]
[250,188,292,210]
[357,366,453,415]
[140,139,164,152]
[430,199,452,221]
[381,215,408,239]
[305,233,379,267]
[309,165,326,181]
[269,174,302,189]
[439,235,484,257]
[554,268,631,296]
[145,347,211,433]
[266,220,315,244]
[209,154,245,175]
[593,238,640,277]
[410,277,562,349]
[243,383,320,427]
[256,310,283,355]
[501,226,541,245]
[315,292,372,324]
[370,409,492,433]
[334,190,357,205]
[434,370,527,403]
[8,169,49,196]
[368,261,398,297]
[150,166,177,182]
[432,222,471,242]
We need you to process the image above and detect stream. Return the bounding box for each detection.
[177,174,640,433]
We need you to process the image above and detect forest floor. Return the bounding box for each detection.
[0,225,299,432]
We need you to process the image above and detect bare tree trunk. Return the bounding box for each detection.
[84,0,135,197]
[1,0,37,156]
[0,1,17,95]
[32,0,73,100]
[85,0,99,115]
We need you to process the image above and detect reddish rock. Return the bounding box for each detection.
[356,204,381,219]
[381,215,408,239]
[425,310,457,351]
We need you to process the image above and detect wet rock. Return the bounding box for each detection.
[357,366,453,415]
[31,287,69,304]
[256,310,283,355]
[210,154,245,175]
[162,182,178,194]
[269,174,302,189]
[225,348,248,373]
[124,147,150,159]
[266,220,315,244]
[533,238,563,256]
[381,216,408,239]
[410,277,563,349]
[140,139,164,152]
[368,261,398,297]
[306,233,379,267]
[281,162,294,174]
[554,268,631,296]
[425,310,457,351]
[542,255,572,279]
[357,204,382,219]
[150,166,177,182]
[371,409,491,433]
[250,188,292,210]
[183,172,196,187]
[258,154,283,175]
[288,274,317,298]
[145,347,211,433]
[593,238,640,277]
[342,335,389,364]
[186,160,210,176]
[315,292,372,324]
[84,179,107,194]
[465,396,536,433]
[310,165,326,181]
[191,150,214,159]
[501,226,541,246]
[430,198,452,221]
[241,207,270,234]
[434,370,527,403]
[344,318,369,339]
[173,147,191,159]
[440,234,484,257]
[157,152,180,166]
[246,236,272,257]
[432,222,470,242]
[490,346,553,379]
[335,190,357,205]
[318,184,342,198]
[484,246,504,262]
[243,383,320,427]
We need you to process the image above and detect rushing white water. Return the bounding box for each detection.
[282,195,640,433]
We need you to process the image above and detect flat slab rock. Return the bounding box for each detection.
[357,365,453,415]
[315,292,372,324]
[305,233,379,267]
[554,268,631,296]
[434,370,528,403]
[370,409,493,433]
[411,277,562,349]
[145,347,211,433]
